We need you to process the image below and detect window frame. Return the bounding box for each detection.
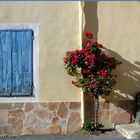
[0,23,39,102]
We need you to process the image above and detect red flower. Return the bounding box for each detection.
[89,84,93,90]
[71,81,75,85]
[97,71,100,75]
[85,41,91,47]
[84,69,92,74]
[97,70,106,77]
[64,59,67,64]
[85,32,93,38]
[93,82,97,86]
[68,53,72,59]
[79,49,86,54]
[74,49,80,54]
[71,59,78,65]
[84,84,87,88]
[90,54,95,59]
[90,61,95,66]
[90,93,94,97]
[71,54,78,65]
[102,72,106,77]
[84,54,95,62]
[100,70,107,78]
[100,70,105,73]
[84,61,89,66]
[85,52,89,56]
[90,74,94,78]
[74,55,78,60]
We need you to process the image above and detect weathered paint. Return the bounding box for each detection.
[0,30,33,96]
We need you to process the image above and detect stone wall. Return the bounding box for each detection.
[98,100,134,128]
[83,94,134,128]
[0,100,134,136]
[0,102,81,136]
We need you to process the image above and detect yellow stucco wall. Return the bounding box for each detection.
[83,2,140,100]
[0,2,140,102]
[0,2,81,102]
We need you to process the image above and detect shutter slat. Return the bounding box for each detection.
[0,32,4,95]
[11,31,17,95]
[6,31,12,94]
[11,31,22,96]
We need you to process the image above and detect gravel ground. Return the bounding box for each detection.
[0,130,126,140]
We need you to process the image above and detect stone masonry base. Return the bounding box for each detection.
[98,100,134,128]
[0,102,81,136]
[0,100,134,136]
[84,96,134,128]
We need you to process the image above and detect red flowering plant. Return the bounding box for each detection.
[63,32,121,99]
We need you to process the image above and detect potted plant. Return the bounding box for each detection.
[63,32,121,129]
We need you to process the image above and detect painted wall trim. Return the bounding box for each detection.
[0,23,39,102]
[79,1,84,124]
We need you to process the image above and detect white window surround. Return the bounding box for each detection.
[0,23,39,102]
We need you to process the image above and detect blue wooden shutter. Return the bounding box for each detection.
[0,30,33,96]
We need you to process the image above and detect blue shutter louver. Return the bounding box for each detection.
[0,30,33,96]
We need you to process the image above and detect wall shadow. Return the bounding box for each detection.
[102,48,140,122]
[83,2,98,40]
[83,2,98,122]
[104,48,140,100]
[83,2,140,123]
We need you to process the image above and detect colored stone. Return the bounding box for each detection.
[52,111,57,117]
[48,103,59,111]
[0,126,12,135]
[7,118,14,124]
[52,117,60,126]
[34,120,42,134]
[25,103,34,113]
[69,102,81,110]
[46,125,61,134]
[0,110,8,125]
[25,112,36,126]
[67,112,81,132]
[9,110,25,120]
[0,104,12,109]
[39,103,48,108]
[13,119,23,135]
[34,107,52,120]
[116,101,133,112]
[25,127,34,135]
[103,101,110,109]
[112,111,131,124]
[41,121,51,131]
[57,103,68,119]
[13,103,24,109]
[61,120,67,133]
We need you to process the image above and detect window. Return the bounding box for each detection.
[0,23,39,102]
[0,30,34,97]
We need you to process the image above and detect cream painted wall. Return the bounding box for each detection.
[97,2,140,100]
[0,2,81,102]
[82,2,140,100]
[1,2,139,102]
